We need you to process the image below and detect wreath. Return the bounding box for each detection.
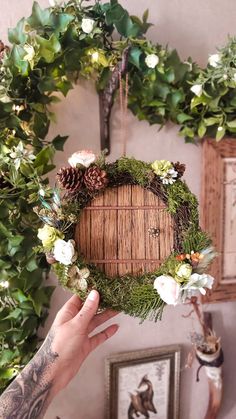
[35,151,216,321]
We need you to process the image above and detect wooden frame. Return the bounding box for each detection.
[201,138,236,302]
[105,345,180,419]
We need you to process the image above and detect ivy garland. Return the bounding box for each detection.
[36,151,216,322]
[0,0,231,389]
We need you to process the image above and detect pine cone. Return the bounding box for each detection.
[56,167,84,192]
[84,165,108,191]
[0,172,11,189]
[173,161,186,178]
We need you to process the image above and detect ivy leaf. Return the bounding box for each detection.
[34,145,55,168]
[8,18,27,44]
[176,113,194,123]
[129,47,142,69]
[6,45,29,76]
[198,122,207,138]
[26,258,38,272]
[105,3,125,24]
[204,117,220,126]
[166,50,189,83]
[11,289,28,303]
[52,135,68,151]
[51,13,74,34]
[0,368,18,380]
[27,2,52,28]
[8,235,24,247]
[38,77,56,94]
[56,79,73,96]
[226,119,236,128]
[33,112,50,139]
[216,127,225,141]
[35,34,61,63]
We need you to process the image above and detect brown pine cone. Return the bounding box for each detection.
[84,165,108,191]
[56,167,84,192]
[173,161,186,178]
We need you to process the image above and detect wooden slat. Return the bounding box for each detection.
[131,185,145,274]
[75,206,91,261]
[117,185,132,275]
[144,189,161,271]
[104,188,118,276]
[90,193,104,271]
[159,208,173,260]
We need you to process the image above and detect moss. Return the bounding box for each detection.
[117,157,152,186]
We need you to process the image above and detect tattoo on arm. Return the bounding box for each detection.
[0,331,59,419]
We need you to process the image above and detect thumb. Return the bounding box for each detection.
[72,290,100,332]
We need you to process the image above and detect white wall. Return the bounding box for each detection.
[1,1,236,418]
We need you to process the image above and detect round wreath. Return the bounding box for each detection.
[36,151,216,321]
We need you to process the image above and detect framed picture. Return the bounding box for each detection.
[106,345,181,419]
[201,139,236,302]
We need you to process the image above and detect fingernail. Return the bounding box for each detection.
[88,290,98,301]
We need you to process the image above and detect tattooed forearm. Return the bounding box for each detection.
[0,331,59,419]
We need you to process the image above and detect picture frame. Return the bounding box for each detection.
[201,138,236,302]
[105,345,181,419]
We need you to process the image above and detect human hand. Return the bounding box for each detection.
[47,290,119,395]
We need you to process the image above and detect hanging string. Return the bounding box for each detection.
[119,71,129,156]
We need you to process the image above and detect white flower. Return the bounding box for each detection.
[49,0,63,6]
[217,126,223,131]
[154,275,181,305]
[208,54,221,67]
[181,273,214,298]
[68,150,96,168]
[0,281,9,288]
[233,73,236,82]
[145,54,159,69]
[190,84,203,97]
[175,263,192,280]
[223,74,228,80]
[54,239,76,265]
[91,51,99,62]
[10,141,35,170]
[160,168,178,185]
[81,18,95,34]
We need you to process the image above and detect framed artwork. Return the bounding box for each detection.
[201,139,236,302]
[106,345,180,419]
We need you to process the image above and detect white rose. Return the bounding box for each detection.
[190,84,203,97]
[54,239,76,265]
[208,54,221,67]
[145,54,159,69]
[68,150,96,168]
[81,18,95,34]
[154,275,181,305]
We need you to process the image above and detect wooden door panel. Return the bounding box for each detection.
[75,185,174,277]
